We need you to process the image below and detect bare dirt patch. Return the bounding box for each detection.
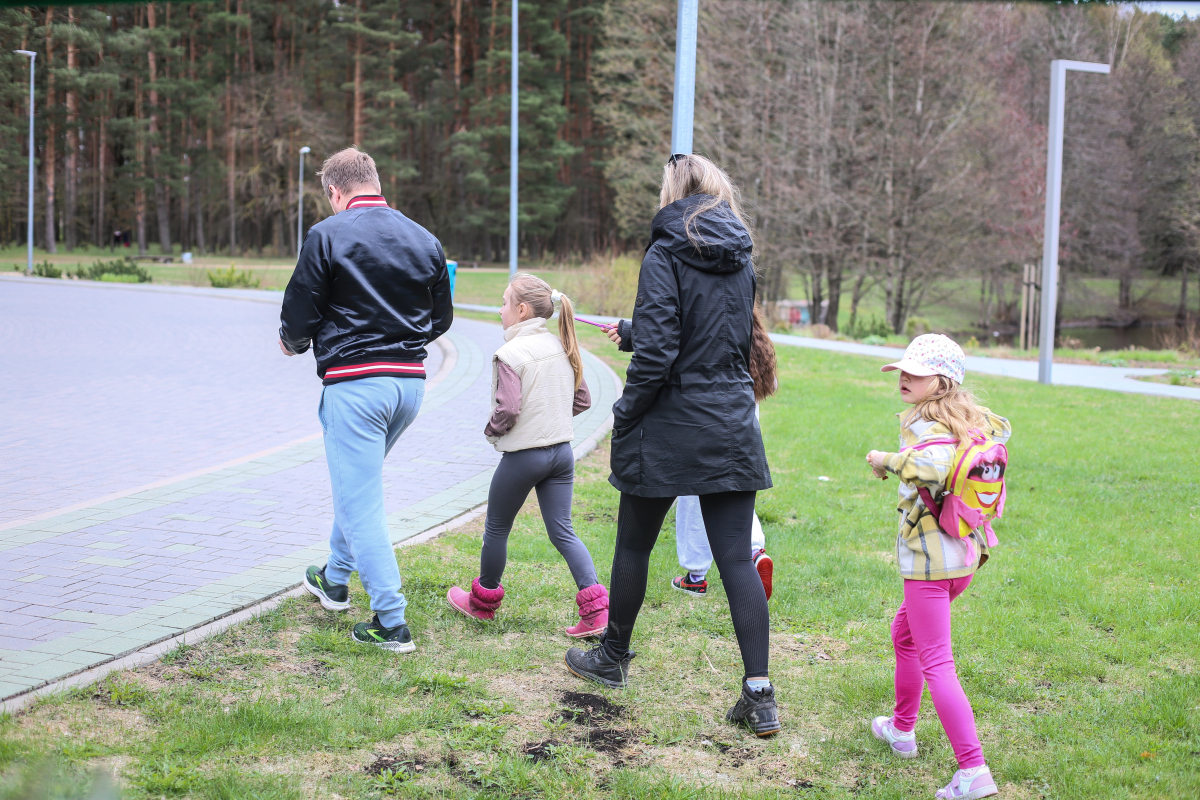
[520,739,560,762]
[557,690,625,725]
[363,751,430,777]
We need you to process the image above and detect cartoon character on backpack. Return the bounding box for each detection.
[910,434,1008,562]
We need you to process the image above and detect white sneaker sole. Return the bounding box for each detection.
[871,717,919,759]
[303,578,350,612]
[937,781,997,800]
[350,631,416,654]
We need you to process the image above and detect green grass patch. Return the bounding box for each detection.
[2,346,1196,798]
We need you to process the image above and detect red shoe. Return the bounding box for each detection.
[671,575,708,596]
[565,583,609,638]
[753,550,773,600]
[446,578,504,621]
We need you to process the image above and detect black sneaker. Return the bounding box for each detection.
[564,641,635,689]
[726,681,781,737]
[304,565,350,611]
[671,575,708,596]
[351,614,416,654]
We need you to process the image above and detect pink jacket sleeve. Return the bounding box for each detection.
[572,377,591,416]
[485,360,522,437]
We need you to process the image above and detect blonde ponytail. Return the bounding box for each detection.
[556,293,585,391]
[508,272,584,390]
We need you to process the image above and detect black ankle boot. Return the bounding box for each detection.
[564,639,635,689]
[726,680,781,736]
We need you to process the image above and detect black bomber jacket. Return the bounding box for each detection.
[279,195,454,385]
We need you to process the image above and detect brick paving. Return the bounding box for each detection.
[0,276,619,701]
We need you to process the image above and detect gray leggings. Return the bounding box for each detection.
[479,441,599,591]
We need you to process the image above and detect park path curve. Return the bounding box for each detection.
[464,301,1200,401]
[0,275,620,703]
[767,333,1200,401]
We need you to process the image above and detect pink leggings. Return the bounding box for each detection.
[891,576,984,769]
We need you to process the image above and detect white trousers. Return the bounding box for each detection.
[675,494,765,579]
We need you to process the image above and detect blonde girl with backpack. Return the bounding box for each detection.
[864,334,1010,800]
[446,273,609,638]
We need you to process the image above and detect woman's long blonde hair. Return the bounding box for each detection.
[902,376,987,442]
[508,272,584,391]
[659,154,753,251]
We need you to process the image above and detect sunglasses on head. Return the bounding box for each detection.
[667,153,689,166]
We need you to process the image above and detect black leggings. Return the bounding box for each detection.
[602,490,769,679]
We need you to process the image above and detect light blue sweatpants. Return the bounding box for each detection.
[319,376,424,628]
[676,494,765,580]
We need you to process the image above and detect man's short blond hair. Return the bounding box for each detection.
[318,147,382,197]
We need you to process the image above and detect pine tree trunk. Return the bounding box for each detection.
[226,76,236,255]
[353,0,364,145]
[148,4,172,255]
[135,75,147,255]
[65,7,78,251]
[97,111,108,249]
[44,8,57,254]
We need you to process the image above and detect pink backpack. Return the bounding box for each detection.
[903,431,1008,563]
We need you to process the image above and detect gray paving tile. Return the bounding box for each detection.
[2,283,617,701]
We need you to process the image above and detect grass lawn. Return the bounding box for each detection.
[3,339,1197,799]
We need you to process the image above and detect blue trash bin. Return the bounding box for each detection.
[446,260,457,300]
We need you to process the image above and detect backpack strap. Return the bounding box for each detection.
[916,486,943,518]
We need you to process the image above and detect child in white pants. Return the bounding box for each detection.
[673,495,772,598]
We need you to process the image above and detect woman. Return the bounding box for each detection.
[564,153,780,737]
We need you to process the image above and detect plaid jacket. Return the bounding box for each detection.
[882,409,1012,581]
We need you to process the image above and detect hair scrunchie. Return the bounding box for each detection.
[550,289,562,304]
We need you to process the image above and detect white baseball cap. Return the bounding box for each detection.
[881,333,966,384]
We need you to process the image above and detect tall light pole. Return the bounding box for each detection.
[1038,59,1110,385]
[508,1,519,277]
[671,0,698,155]
[297,146,310,258]
[15,50,36,275]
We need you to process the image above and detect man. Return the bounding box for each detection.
[279,147,453,653]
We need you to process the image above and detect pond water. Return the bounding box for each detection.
[1058,325,1169,351]
[963,324,1172,351]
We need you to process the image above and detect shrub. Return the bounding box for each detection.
[905,316,932,337]
[1099,356,1129,368]
[846,315,891,340]
[208,264,261,289]
[862,335,888,346]
[32,260,62,279]
[558,256,639,317]
[76,258,152,283]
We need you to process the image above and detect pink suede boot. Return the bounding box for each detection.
[446,578,505,621]
[565,583,609,638]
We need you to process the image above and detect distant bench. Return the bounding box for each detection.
[129,255,174,264]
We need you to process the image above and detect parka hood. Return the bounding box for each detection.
[649,194,753,274]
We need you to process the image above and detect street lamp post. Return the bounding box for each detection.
[297,146,310,258]
[509,0,519,277]
[15,50,36,275]
[671,0,698,155]
[1038,59,1110,385]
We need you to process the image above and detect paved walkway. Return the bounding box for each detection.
[768,334,1200,401]
[464,301,1199,401]
[0,275,620,702]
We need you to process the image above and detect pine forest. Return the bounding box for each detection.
[3,1,1200,334]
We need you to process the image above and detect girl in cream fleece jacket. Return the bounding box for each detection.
[446,273,609,638]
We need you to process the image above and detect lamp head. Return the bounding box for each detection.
[300,146,311,155]
[14,50,36,59]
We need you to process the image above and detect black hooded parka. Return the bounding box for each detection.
[608,194,772,497]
